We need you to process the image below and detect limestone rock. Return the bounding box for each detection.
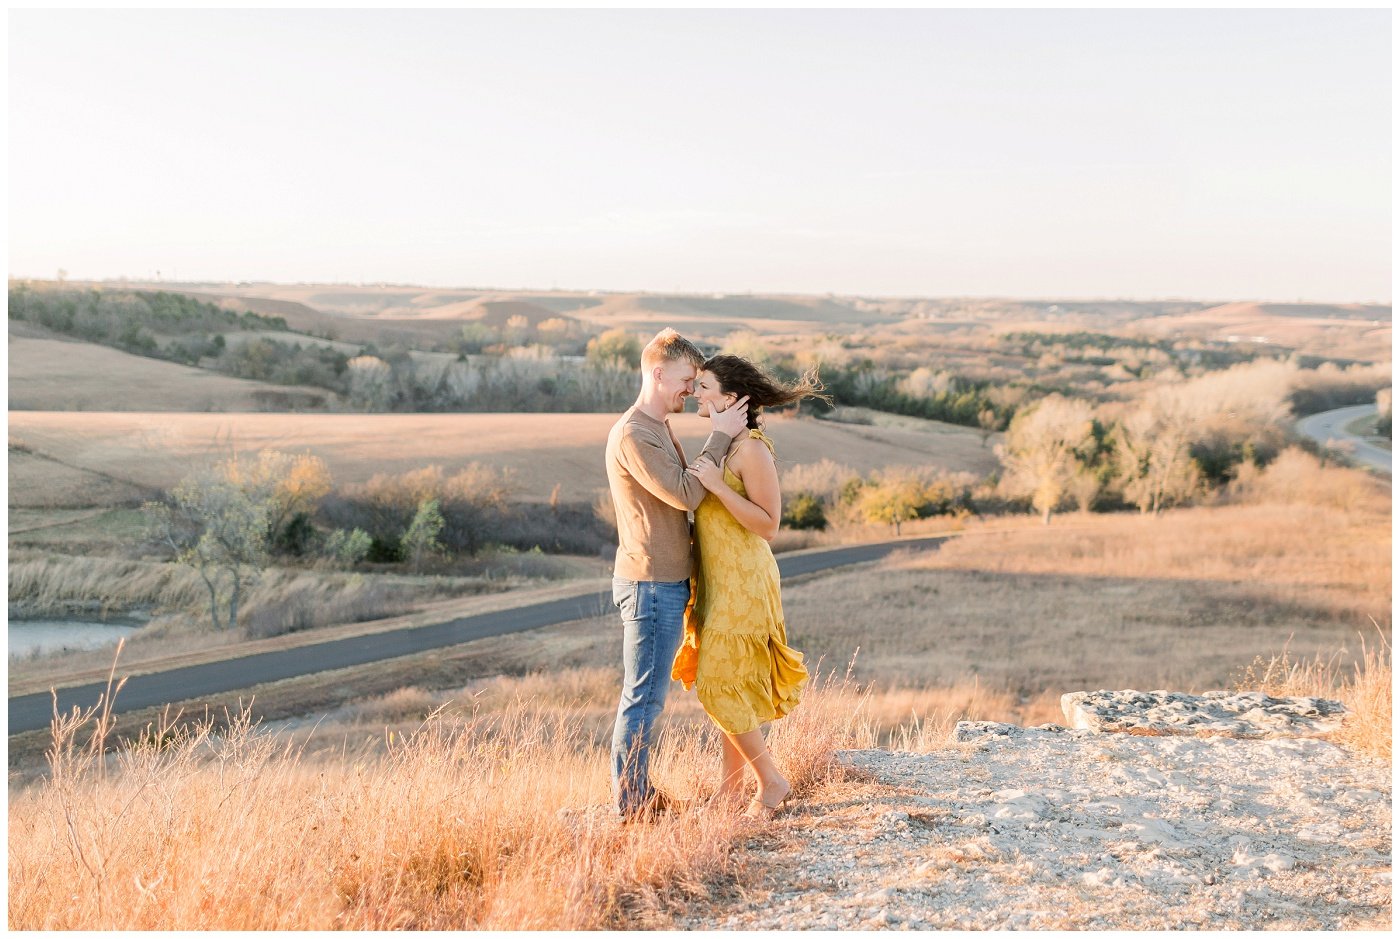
[1060,689,1347,739]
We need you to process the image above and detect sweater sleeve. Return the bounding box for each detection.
[618,424,732,512]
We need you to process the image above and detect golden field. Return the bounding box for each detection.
[8,409,996,508]
[7,472,1390,928]
[8,330,337,412]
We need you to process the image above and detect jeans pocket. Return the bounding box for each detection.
[612,578,640,619]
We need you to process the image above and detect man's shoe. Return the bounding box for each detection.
[620,790,689,824]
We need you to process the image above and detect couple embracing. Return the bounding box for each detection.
[605,329,826,823]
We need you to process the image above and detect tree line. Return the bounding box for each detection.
[9,285,288,363]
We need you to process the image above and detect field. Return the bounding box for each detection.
[1131,301,1391,362]
[7,475,1390,928]
[7,330,336,412]
[8,409,997,509]
[7,281,1391,931]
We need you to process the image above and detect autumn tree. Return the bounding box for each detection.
[586,329,642,369]
[858,475,923,535]
[997,395,1095,524]
[144,450,332,630]
[1113,397,1200,516]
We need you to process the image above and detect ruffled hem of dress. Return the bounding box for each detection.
[693,633,808,735]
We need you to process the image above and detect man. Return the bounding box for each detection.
[605,328,749,820]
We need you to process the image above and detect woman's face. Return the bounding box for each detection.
[693,370,737,417]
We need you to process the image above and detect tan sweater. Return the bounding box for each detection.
[606,407,731,581]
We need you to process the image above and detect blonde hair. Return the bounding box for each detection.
[640,328,705,370]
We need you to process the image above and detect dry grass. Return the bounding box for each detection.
[6,664,865,931]
[7,332,335,412]
[8,409,995,508]
[8,552,207,619]
[7,552,574,686]
[1237,628,1392,761]
[784,494,1389,697]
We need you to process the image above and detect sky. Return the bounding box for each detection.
[7,8,1392,302]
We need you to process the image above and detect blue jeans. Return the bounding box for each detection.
[610,577,690,815]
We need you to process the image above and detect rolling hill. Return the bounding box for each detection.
[8,328,338,412]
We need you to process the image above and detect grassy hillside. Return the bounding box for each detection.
[1129,301,1390,362]
[8,331,337,412]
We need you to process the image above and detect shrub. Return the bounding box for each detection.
[320,528,373,568]
[782,492,828,531]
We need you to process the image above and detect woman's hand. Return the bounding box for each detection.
[686,456,726,492]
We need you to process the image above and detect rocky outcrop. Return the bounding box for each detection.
[678,689,1388,931]
[1059,689,1348,739]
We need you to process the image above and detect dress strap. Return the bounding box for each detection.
[746,428,776,455]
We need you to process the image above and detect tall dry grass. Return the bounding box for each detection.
[1237,627,1392,761]
[7,665,865,930]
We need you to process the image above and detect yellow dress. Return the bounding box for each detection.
[671,429,808,734]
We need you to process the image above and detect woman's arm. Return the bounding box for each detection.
[687,439,782,541]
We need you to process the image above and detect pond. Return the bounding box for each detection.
[9,619,142,658]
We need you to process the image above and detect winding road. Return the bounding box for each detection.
[1294,404,1391,474]
[8,536,948,736]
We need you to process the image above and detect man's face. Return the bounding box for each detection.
[655,359,698,413]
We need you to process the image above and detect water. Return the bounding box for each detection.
[8,619,141,657]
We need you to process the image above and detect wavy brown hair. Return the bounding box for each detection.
[701,354,831,430]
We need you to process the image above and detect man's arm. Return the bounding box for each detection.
[619,425,731,511]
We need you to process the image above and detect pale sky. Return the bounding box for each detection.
[8,8,1392,302]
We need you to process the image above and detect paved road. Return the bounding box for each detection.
[8,536,948,735]
[1295,404,1391,474]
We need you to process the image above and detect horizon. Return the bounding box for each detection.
[12,274,1390,309]
[9,8,1392,303]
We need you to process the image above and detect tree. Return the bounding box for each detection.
[782,491,828,531]
[857,475,923,535]
[320,528,372,568]
[401,498,445,572]
[144,449,334,629]
[346,354,394,410]
[1114,401,1200,516]
[1377,388,1391,438]
[997,395,1094,524]
[720,329,773,369]
[502,314,532,346]
[586,329,642,369]
[145,463,272,630]
[977,407,1001,448]
[239,450,332,549]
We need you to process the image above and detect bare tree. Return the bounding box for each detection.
[346,354,394,410]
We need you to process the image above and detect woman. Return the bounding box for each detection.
[671,354,828,819]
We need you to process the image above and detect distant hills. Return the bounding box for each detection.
[134,281,1392,361]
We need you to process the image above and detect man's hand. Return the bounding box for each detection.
[686,456,726,493]
[709,395,750,438]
